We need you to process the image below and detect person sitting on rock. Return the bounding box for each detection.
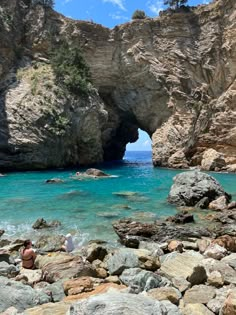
[61,233,75,253]
[20,239,37,269]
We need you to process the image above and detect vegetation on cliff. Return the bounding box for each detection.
[164,0,188,9]
[132,10,147,20]
[50,41,91,96]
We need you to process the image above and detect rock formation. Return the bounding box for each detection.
[0,0,236,170]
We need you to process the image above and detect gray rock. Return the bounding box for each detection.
[32,218,61,229]
[67,291,180,315]
[0,261,19,278]
[160,300,182,315]
[120,267,169,293]
[107,249,139,275]
[0,276,50,312]
[139,241,164,257]
[201,258,236,285]
[167,171,229,206]
[160,251,204,280]
[221,253,236,269]
[35,234,65,252]
[34,281,65,302]
[183,284,216,304]
[182,303,214,315]
[85,168,110,177]
[207,286,233,314]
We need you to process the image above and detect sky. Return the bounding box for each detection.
[55,0,211,151]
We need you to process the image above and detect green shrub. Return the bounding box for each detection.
[50,41,91,96]
[132,10,146,20]
[32,0,55,8]
[164,0,188,9]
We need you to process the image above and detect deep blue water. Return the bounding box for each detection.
[0,151,236,247]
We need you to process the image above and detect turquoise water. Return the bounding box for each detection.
[0,151,236,246]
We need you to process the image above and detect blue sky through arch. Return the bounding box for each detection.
[126,129,152,151]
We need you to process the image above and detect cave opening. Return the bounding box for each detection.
[124,129,152,161]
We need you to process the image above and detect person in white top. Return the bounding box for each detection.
[62,233,74,253]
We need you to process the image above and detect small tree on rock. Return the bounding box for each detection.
[132,10,146,20]
[164,0,188,9]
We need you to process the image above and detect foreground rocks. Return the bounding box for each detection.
[67,291,181,315]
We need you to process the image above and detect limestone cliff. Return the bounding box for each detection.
[0,0,235,171]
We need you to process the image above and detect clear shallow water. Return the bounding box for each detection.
[0,151,236,246]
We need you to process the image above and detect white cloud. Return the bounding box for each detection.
[62,0,72,4]
[147,0,163,15]
[143,140,151,147]
[103,0,126,11]
[109,12,128,21]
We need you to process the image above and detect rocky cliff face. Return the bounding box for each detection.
[0,0,235,171]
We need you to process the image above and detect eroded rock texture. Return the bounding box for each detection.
[0,0,235,170]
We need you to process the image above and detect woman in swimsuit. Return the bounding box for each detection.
[20,239,37,269]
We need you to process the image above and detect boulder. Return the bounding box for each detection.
[166,211,194,224]
[167,171,229,207]
[160,252,205,283]
[208,196,228,211]
[207,286,232,314]
[34,281,65,303]
[201,149,226,171]
[0,261,19,278]
[85,243,108,263]
[85,168,110,177]
[19,268,43,285]
[107,249,139,275]
[201,258,236,285]
[138,241,164,256]
[119,268,170,293]
[113,219,213,245]
[172,277,190,293]
[204,243,228,260]
[213,235,236,252]
[35,253,96,283]
[0,229,5,237]
[35,234,65,252]
[220,289,236,315]
[0,276,50,312]
[147,287,182,305]
[67,291,182,315]
[32,218,61,229]
[182,303,214,315]
[222,253,236,269]
[207,271,224,288]
[63,277,94,295]
[183,284,216,304]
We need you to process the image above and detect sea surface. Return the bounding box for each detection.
[0,151,236,247]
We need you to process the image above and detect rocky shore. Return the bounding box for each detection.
[0,171,236,314]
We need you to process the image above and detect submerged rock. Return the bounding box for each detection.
[0,230,5,237]
[167,171,230,207]
[45,178,64,184]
